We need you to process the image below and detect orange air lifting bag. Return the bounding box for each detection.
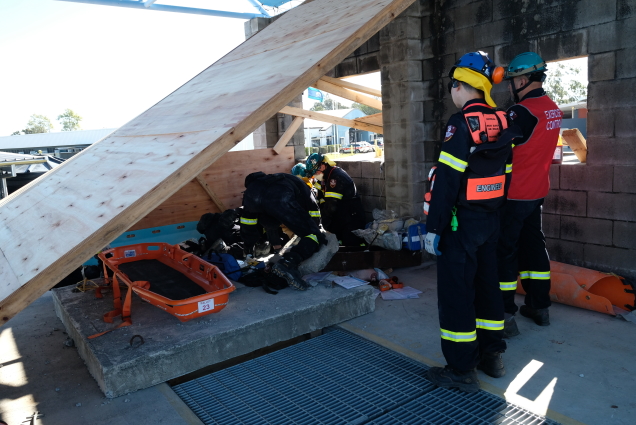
[516,261,635,316]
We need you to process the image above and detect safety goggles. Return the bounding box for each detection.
[447,78,460,94]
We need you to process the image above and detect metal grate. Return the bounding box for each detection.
[173,329,560,425]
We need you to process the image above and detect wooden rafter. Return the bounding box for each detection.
[319,75,382,97]
[195,174,226,211]
[280,106,383,133]
[273,116,304,155]
[314,79,382,111]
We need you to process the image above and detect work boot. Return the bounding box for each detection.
[520,305,550,326]
[503,316,520,338]
[427,366,479,393]
[477,352,506,378]
[272,253,308,291]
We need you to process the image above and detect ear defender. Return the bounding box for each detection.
[492,66,505,84]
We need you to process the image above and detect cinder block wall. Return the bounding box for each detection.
[337,160,386,224]
[376,0,636,279]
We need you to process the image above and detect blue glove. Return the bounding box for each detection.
[424,232,441,256]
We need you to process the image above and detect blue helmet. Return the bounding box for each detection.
[449,51,498,81]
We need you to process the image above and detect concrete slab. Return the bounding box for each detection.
[52,281,375,398]
[338,263,636,425]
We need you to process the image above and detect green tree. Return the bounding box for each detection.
[309,94,348,111]
[352,102,381,115]
[11,130,21,136]
[22,114,53,134]
[544,63,587,105]
[57,108,82,131]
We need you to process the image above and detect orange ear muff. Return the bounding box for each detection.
[492,67,505,84]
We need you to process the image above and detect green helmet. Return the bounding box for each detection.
[291,163,306,177]
[305,153,324,177]
[505,52,547,80]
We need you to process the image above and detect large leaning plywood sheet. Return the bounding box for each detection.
[0,0,415,323]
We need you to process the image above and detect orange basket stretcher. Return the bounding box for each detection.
[90,243,235,338]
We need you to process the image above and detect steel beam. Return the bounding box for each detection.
[57,0,268,19]
[246,0,271,17]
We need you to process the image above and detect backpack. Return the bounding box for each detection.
[204,252,242,281]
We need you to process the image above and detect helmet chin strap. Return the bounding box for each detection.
[510,79,533,103]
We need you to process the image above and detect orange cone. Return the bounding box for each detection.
[516,261,635,316]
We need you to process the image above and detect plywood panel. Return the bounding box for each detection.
[129,147,295,231]
[0,0,415,323]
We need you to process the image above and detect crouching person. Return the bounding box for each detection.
[240,172,326,290]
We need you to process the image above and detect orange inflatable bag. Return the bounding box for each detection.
[516,261,635,315]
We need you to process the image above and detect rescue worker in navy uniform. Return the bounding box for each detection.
[424,52,518,393]
[305,153,365,246]
[498,53,562,335]
[240,172,325,290]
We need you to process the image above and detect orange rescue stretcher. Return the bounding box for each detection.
[516,261,635,316]
[90,243,235,338]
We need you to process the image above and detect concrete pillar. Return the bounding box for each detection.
[379,1,434,219]
[245,16,306,160]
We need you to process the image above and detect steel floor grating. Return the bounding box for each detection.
[172,329,560,425]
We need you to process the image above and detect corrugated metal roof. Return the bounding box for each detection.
[0,128,116,150]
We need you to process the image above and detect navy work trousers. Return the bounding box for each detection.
[437,208,507,372]
[497,199,552,315]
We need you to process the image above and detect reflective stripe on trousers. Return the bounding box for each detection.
[520,270,550,280]
[499,281,517,291]
[476,318,504,331]
[440,328,477,342]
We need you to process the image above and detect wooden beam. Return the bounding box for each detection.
[314,79,382,110]
[354,112,383,128]
[273,116,304,155]
[0,0,415,324]
[280,106,383,133]
[319,75,382,97]
[195,174,226,211]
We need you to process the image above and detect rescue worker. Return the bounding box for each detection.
[240,172,325,290]
[305,153,365,246]
[498,53,561,335]
[423,52,518,393]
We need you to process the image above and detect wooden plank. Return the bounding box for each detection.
[129,147,295,231]
[195,174,226,211]
[0,0,415,324]
[319,75,382,97]
[561,129,587,163]
[314,79,382,110]
[354,112,383,128]
[273,116,304,155]
[280,106,383,133]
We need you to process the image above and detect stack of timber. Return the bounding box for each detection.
[0,0,415,323]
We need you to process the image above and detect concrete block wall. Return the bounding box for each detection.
[376,0,636,279]
[337,159,386,223]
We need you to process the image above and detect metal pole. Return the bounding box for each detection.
[56,0,268,19]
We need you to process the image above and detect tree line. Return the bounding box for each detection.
[12,109,82,135]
